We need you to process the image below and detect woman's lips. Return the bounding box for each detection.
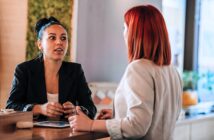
[54,48,64,54]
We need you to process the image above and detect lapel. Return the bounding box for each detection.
[58,62,68,104]
[58,62,77,104]
[36,55,47,103]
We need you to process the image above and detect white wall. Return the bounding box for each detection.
[75,0,162,82]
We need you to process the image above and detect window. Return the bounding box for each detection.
[162,0,186,74]
[197,0,214,102]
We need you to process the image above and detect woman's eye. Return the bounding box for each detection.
[61,36,67,41]
[49,36,56,40]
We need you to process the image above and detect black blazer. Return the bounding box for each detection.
[6,55,97,119]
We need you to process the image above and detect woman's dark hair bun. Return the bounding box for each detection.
[48,16,60,23]
[35,16,60,34]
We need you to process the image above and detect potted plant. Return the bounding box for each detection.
[182,71,200,107]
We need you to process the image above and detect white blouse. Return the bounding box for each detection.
[106,59,182,140]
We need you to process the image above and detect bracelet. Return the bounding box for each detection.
[90,120,94,132]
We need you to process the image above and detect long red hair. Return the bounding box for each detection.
[124,5,171,66]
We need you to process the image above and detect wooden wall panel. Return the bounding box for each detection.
[0,0,27,108]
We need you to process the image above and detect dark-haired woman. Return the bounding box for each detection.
[69,5,182,140]
[6,17,96,120]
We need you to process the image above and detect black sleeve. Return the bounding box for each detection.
[77,66,97,119]
[6,64,32,111]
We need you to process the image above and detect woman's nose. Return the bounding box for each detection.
[56,38,62,44]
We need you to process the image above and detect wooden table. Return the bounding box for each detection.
[0,127,109,140]
[0,111,109,139]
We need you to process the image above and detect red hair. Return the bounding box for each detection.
[124,5,171,66]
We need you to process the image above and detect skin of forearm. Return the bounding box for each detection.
[91,120,108,133]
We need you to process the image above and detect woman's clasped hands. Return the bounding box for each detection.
[34,101,77,118]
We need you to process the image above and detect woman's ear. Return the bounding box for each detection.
[37,40,43,51]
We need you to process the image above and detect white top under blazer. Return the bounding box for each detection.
[106,59,182,140]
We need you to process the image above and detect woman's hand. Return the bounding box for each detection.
[33,102,64,117]
[62,101,76,118]
[97,109,113,120]
[69,107,93,132]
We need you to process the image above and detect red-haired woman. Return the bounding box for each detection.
[69,5,182,140]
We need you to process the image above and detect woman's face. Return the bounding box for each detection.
[38,24,68,62]
[123,22,128,47]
